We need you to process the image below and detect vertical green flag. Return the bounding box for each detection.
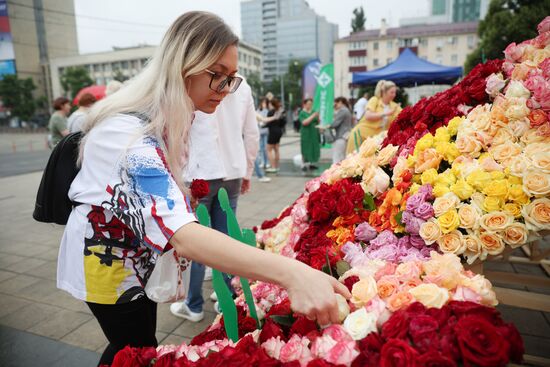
[313,63,334,126]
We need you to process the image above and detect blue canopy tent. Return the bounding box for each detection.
[352,48,463,86]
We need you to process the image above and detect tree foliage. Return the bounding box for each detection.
[351,7,366,33]
[113,68,129,83]
[268,59,306,110]
[60,66,93,97]
[464,0,550,73]
[0,75,36,121]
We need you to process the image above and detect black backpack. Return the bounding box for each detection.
[33,132,82,225]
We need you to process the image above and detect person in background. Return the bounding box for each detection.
[353,91,369,123]
[67,93,97,133]
[346,80,401,154]
[48,97,71,147]
[170,77,259,322]
[105,80,123,96]
[255,97,270,172]
[262,98,285,173]
[322,97,352,164]
[298,98,320,171]
[292,106,301,133]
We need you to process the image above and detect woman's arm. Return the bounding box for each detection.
[329,109,346,129]
[170,222,350,325]
[363,108,394,122]
[301,112,318,126]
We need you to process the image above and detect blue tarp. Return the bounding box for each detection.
[352,48,463,86]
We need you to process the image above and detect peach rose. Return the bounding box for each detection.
[336,294,350,323]
[351,276,378,308]
[479,231,505,256]
[362,164,390,197]
[521,129,547,145]
[419,220,442,245]
[456,133,482,158]
[479,156,503,172]
[422,252,463,289]
[524,142,550,158]
[522,197,550,231]
[530,152,550,174]
[508,118,530,138]
[523,170,550,197]
[386,291,414,312]
[359,138,378,157]
[509,155,529,177]
[414,148,443,173]
[502,222,529,248]
[480,211,514,232]
[376,144,399,166]
[489,141,523,165]
[463,234,483,264]
[376,276,399,299]
[471,113,492,132]
[457,203,481,229]
[491,127,517,146]
[460,274,498,306]
[432,192,461,217]
[505,97,530,121]
[409,283,450,309]
[437,230,466,255]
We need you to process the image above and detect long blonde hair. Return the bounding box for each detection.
[374,80,396,99]
[80,12,238,186]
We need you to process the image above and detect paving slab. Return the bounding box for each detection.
[60,318,107,352]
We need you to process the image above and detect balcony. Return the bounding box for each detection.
[349,66,367,72]
[348,49,367,57]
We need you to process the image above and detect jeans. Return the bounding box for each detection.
[259,130,268,166]
[186,178,241,313]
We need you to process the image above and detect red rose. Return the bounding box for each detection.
[238,316,258,337]
[418,351,457,367]
[290,315,318,337]
[307,359,343,367]
[190,325,226,346]
[266,298,292,317]
[454,315,509,367]
[343,276,360,292]
[260,318,287,343]
[155,352,176,367]
[425,306,451,328]
[111,346,156,367]
[336,198,355,217]
[381,310,409,340]
[439,318,460,362]
[404,302,427,316]
[311,205,330,223]
[236,334,260,355]
[352,333,384,367]
[448,301,502,326]
[380,338,419,367]
[497,323,524,363]
[250,348,283,367]
[204,346,250,367]
[408,315,439,341]
[190,179,210,199]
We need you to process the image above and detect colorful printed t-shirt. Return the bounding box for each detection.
[57,114,196,304]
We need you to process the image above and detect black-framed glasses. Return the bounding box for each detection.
[204,69,243,94]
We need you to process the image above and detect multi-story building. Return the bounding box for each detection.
[48,41,262,99]
[241,0,338,82]
[333,20,479,99]
[401,0,489,26]
[2,0,79,102]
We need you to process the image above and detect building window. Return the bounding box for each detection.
[131,60,138,69]
[93,64,102,72]
[467,35,475,49]
[436,38,444,51]
[448,36,458,45]
[386,40,392,49]
[121,61,129,70]
[351,56,366,66]
[373,58,379,67]
[103,63,111,72]
[373,42,379,50]
[451,54,458,65]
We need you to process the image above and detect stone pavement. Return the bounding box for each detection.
[0,132,549,366]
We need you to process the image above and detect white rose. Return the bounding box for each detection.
[408,283,450,309]
[343,308,378,340]
[377,144,399,166]
[505,80,531,99]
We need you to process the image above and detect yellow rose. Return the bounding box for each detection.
[479,231,505,256]
[419,220,442,245]
[437,230,466,255]
[483,196,504,212]
[433,193,461,217]
[433,184,451,197]
[434,127,451,143]
[480,211,514,232]
[523,170,550,197]
[502,222,529,248]
[415,148,443,173]
[466,169,492,191]
[457,203,481,229]
[456,134,482,158]
[412,174,422,184]
[483,179,509,199]
[415,133,434,153]
[507,176,522,185]
[489,171,506,180]
[351,276,378,308]
[409,183,421,195]
[503,203,522,218]
[508,184,530,205]
[450,179,475,200]
[463,234,483,264]
[407,155,416,168]
[435,142,460,163]
[409,283,450,309]
[437,209,460,234]
[421,168,438,185]
[447,116,463,136]
[451,162,464,178]
[522,198,550,231]
[436,171,457,187]
[470,192,485,211]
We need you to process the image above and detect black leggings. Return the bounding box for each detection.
[87,297,158,366]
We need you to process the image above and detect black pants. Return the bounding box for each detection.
[87,297,158,366]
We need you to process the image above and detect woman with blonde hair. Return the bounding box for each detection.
[58,12,348,365]
[346,80,402,154]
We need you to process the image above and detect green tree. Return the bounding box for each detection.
[246,72,264,103]
[0,75,36,121]
[60,66,93,97]
[269,59,306,110]
[351,7,366,33]
[113,68,128,83]
[464,0,550,73]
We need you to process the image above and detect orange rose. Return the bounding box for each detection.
[456,134,482,157]
[479,231,505,256]
[480,211,514,232]
[463,234,483,264]
[377,277,399,299]
[437,230,466,255]
[386,291,414,312]
[523,170,550,197]
[503,222,529,248]
[414,148,443,173]
[522,198,550,231]
[528,109,548,128]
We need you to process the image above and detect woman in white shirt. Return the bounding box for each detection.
[67,92,96,133]
[58,11,348,366]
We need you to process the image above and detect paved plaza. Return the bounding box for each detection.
[0,132,549,366]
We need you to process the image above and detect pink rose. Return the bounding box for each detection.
[311,329,360,366]
[534,31,550,48]
[157,345,178,358]
[525,74,550,111]
[262,337,285,359]
[540,58,550,79]
[452,285,482,304]
[374,262,398,281]
[279,335,312,365]
[485,73,505,97]
[502,61,515,78]
[538,16,550,34]
[322,325,353,343]
[504,42,525,62]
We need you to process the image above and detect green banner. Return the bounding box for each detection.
[313,63,334,126]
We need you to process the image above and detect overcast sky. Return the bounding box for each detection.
[74,0,429,54]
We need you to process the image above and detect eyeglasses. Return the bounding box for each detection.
[204,69,243,94]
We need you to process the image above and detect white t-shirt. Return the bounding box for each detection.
[67,110,87,133]
[353,97,368,121]
[57,114,196,304]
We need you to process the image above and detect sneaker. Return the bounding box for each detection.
[259,176,271,183]
[265,167,278,173]
[214,301,221,314]
[210,292,218,302]
[204,267,212,281]
[170,302,204,322]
